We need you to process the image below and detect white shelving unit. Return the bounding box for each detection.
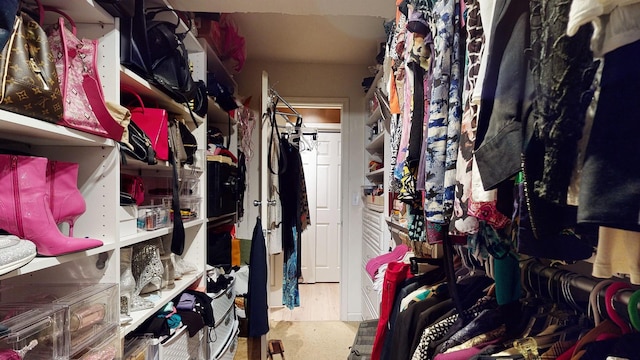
[360,69,391,320]
[0,1,238,357]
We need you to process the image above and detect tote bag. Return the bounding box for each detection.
[46,7,124,140]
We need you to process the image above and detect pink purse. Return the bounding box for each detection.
[45,7,124,141]
[122,87,170,161]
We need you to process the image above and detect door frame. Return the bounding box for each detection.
[280,96,351,320]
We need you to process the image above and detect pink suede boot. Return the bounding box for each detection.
[47,160,86,236]
[0,155,103,256]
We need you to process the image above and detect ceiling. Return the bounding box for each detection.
[169,0,394,66]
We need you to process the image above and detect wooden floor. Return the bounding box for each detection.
[269,282,341,321]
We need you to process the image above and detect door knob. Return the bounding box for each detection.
[267,199,277,206]
[253,200,261,207]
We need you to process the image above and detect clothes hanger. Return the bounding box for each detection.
[627,289,640,331]
[589,279,615,326]
[604,281,633,334]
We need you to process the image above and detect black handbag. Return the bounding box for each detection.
[207,72,238,112]
[120,120,157,165]
[95,0,135,18]
[191,80,208,118]
[119,0,150,77]
[145,8,197,104]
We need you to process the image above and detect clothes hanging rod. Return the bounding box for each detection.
[269,88,300,116]
[523,260,638,323]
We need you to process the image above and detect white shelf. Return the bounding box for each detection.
[367,108,382,126]
[120,219,206,248]
[121,270,205,337]
[208,97,237,126]
[120,66,205,130]
[366,132,385,154]
[42,0,114,25]
[0,242,118,280]
[366,168,385,179]
[0,110,115,147]
[199,39,238,91]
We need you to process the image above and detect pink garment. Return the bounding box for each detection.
[365,244,410,279]
[433,339,500,360]
[371,262,412,360]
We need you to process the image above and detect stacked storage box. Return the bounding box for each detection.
[0,283,120,359]
[207,275,238,360]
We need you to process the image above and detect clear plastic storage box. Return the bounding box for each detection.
[0,305,69,359]
[0,283,119,358]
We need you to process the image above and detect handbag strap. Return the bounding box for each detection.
[169,128,185,256]
[120,85,147,112]
[266,104,287,175]
[83,75,125,141]
[145,7,192,34]
[41,5,76,35]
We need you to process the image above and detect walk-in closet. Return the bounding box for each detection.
[0,0,639,359]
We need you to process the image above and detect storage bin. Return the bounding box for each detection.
[137,204,170,230]
[206,306,237,359]
[179,195,202,220]
[124,336,155,360]
[207,276,235,326]
[216,328,239,360]
[0,304,69,360]
[119,205,138,237]
[74,327,120,360]
[156,326,206,360]
[0,283,119,358]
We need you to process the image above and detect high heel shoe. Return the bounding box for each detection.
[0,155,103,256]
[46,160,86,237]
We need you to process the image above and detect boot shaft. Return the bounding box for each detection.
[0,155,51,238]
[46,160,86,224]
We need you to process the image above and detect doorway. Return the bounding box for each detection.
[268,99,345,321]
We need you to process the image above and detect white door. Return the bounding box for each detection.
[302,131,342,283]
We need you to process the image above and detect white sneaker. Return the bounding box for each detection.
[0,235,36,276]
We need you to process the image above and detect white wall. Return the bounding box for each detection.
[234,60,369,320]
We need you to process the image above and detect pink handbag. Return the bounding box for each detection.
[122,87,170,161]
[45,7,124,141]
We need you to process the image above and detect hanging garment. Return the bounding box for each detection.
[577,39,640,232]
[450,0,482,236]
[282,225,300,309]
[247,217,269,337]
[591,227,640,284]
[423,0,463,224]
[473,0,531,191]
[278,139,309,309]
[526,0,598,205]
[371,262,412,360]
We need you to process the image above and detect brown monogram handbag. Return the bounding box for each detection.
[0,13,63,122]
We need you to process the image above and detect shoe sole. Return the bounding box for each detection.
[0,252,37,276]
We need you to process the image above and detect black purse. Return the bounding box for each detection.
[120,120,157,165]
[95,0,135,18]
[145,8,197,104]
[119,0,150,77]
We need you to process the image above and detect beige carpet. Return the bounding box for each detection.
[235,321,360,359]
